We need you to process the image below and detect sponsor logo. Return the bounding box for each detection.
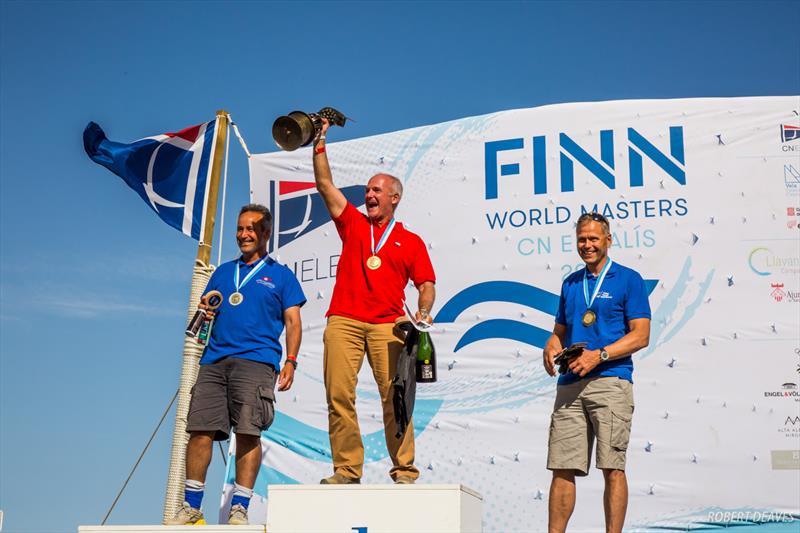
[771,449,800,470]
[763,382,800,400]
[796,347,800,374]
[769,283,799,302]
[770,283,786,301]
[781,124,800,143]
[267,180,366,253]
[781,124,800,152]
[781,414,800,438]
[787,206,800,229]
[785,164,800,196]
[748,247,800,276]
[484,126,685,199]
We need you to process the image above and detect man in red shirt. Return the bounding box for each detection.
[312,119,436,485]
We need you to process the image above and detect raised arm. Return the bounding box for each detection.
[312,119,347,218]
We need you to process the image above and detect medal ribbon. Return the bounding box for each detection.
[370,218,396,257]
[234,257,268,294]
[583,258,613,311]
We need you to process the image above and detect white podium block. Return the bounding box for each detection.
[78,526,265,532]
[266,484,483,533]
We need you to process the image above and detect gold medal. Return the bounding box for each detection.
[366,255,382,270]
[581,310,596,327]
[229,292,244,306]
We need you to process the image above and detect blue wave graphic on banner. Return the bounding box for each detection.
[454,319,552,352]
[438,279,658,352]
[437,281,560,322]
[263,398,444,463]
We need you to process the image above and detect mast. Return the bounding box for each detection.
[162,110,229,523]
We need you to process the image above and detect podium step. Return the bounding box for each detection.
[267,483,483,533]
[79,527,265,532]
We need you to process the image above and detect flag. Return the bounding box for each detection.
[83,119,220,240]
[265,179,366,253]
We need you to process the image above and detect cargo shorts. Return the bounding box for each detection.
[546,376,634,476]
[187,357,276,441]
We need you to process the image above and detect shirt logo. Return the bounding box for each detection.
[596,291,613,299]
[257,276,276,289]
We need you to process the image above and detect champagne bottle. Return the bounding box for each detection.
[415,331,437,383]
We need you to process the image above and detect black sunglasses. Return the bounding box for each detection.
[577,212,608,224]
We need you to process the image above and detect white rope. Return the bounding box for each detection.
[230,118,252,158]
[162,259,216,523]
[217,119,232,266]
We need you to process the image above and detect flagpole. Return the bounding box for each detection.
[163,110,229,523]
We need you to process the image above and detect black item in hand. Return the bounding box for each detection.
[553,342,587,375]
[391,322,438,438]
[318,107,348,127]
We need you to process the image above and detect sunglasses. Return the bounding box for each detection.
[577,212,609,224]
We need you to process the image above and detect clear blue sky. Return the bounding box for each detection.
[1,1,797,531]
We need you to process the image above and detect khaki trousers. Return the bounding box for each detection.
[323,315,418,481]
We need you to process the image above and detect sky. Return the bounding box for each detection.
[0,1,798,531]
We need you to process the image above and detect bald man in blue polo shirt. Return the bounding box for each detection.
[543,212,651,533]
[168,204,306,526]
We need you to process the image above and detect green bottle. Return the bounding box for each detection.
[415,331,437,383]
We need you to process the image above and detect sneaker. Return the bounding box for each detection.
[319,473,360,484]
[165,502,205,525]
[394,475,416,484]
[227,503,249,525]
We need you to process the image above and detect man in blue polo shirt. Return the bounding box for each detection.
[542,212,651,533]
[167,204,306,526]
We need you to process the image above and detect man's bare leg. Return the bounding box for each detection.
[234,434,261,488]
[186,432,215,482]
[548,469,577,533]
[602,468,628,533]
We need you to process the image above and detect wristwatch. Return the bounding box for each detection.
[599,348,610,362]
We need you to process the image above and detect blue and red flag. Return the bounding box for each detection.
[266,179,365,253]
[83,120,220,240]
[781,124,800,143]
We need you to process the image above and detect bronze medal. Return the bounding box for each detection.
[366,255,382,270]
[581,309,596,327]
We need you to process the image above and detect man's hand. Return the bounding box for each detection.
[198,293,216,319]
[543,324,567,377]
[568,349,601,377]
[543,346,560,377]
[278,363,295,391]
[314,118,330,145]
[415,309,434,324]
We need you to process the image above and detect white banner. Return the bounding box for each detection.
[223,97,800,531]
